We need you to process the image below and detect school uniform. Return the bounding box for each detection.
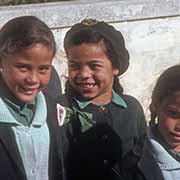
[121,125,180,180]
[0,77,64,180]
[56,90,147,180]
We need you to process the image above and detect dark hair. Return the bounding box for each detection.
[0,16,56,61]
[150,64,180,124]
[64,19,130,95]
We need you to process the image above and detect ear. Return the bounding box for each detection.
[113,68,119,76]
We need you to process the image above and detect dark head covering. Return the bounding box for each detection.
[64,19,129,75]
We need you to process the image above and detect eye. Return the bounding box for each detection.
[89,63,102,70]
[38,66,51,73]
[68,62,80,70]
[167,110,180,118]
[15,65,29,72]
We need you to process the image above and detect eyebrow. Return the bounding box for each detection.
[167,105,180,111]
[69,60,103,64]
[89,60,103,64]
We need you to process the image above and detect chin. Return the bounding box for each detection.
[80,94,95,100]
[169,142,180,151]
[173,145,180,152]
[18,94,36,103]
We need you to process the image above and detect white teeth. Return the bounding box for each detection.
[20,87,37,94]
[79,84,94,88]
[25,91,34,95]
[23,89,35,95]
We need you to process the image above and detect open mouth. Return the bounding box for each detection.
[77,83,95,89]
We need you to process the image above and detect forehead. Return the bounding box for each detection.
[7,43,53,61]
[162,91,180,107]
[67,42,109,61]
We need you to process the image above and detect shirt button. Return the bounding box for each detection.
[99,105,106,111]
[31,168,35,175]
[25,129,31,136]
[104,159,108,165]
[102,134,108,140]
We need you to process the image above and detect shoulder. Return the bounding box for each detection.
[56,93,71,107]
[42,92,61,134]
[122,94,142,107]
[117,94,147,134]
[43,92,69,154]
[120,94,144,114]
[43,92,57,110]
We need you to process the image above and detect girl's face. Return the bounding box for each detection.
[0,43,54,103]
[67,42,119,104]
[157,92,180,152]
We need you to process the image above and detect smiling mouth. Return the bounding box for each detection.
[19,86,39,94]
[77,83,95,89]
[170,131,180,141]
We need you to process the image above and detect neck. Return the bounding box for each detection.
[92,91,112,104]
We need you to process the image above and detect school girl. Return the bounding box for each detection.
[56,19,147,180]
[0,16,64,180]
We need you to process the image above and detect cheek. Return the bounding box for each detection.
[95,73,108,82]
[98,71,114,83]
[158,118,175,132]
[3,70,21,84]
[93,71,114,85]
[68,70,78,81]
[42,74,51,85]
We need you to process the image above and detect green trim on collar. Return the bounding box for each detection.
[112,90,127,108]
[3,97,35,113]
[75,90,127,109]
[75,99,91,109]
[0,97,20,124]
[0,92,47,126]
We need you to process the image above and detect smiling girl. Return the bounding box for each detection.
[0,16,63,180]
[122,65,180,180]
[56,19,147,180]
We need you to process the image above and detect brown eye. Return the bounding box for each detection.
[16,65,29,72]
[89,64,97,69]
[167,110,180,118]
[89,63,102,70]
[69,63,80,70]
[39,66,51,73]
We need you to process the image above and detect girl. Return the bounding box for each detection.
[122,65,180,180]
[0,16,63,180]
[56,19,147,180]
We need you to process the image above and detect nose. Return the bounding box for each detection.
[26,71,39,84]
[77,66,91,80]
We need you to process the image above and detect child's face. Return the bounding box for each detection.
[67,42,119,104]
[0,43,54,103]
[157,92,180,152]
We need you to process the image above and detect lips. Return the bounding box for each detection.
[19,86,39,95]
[170,131,180,142]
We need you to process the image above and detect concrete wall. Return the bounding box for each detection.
[1,0,180,120]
